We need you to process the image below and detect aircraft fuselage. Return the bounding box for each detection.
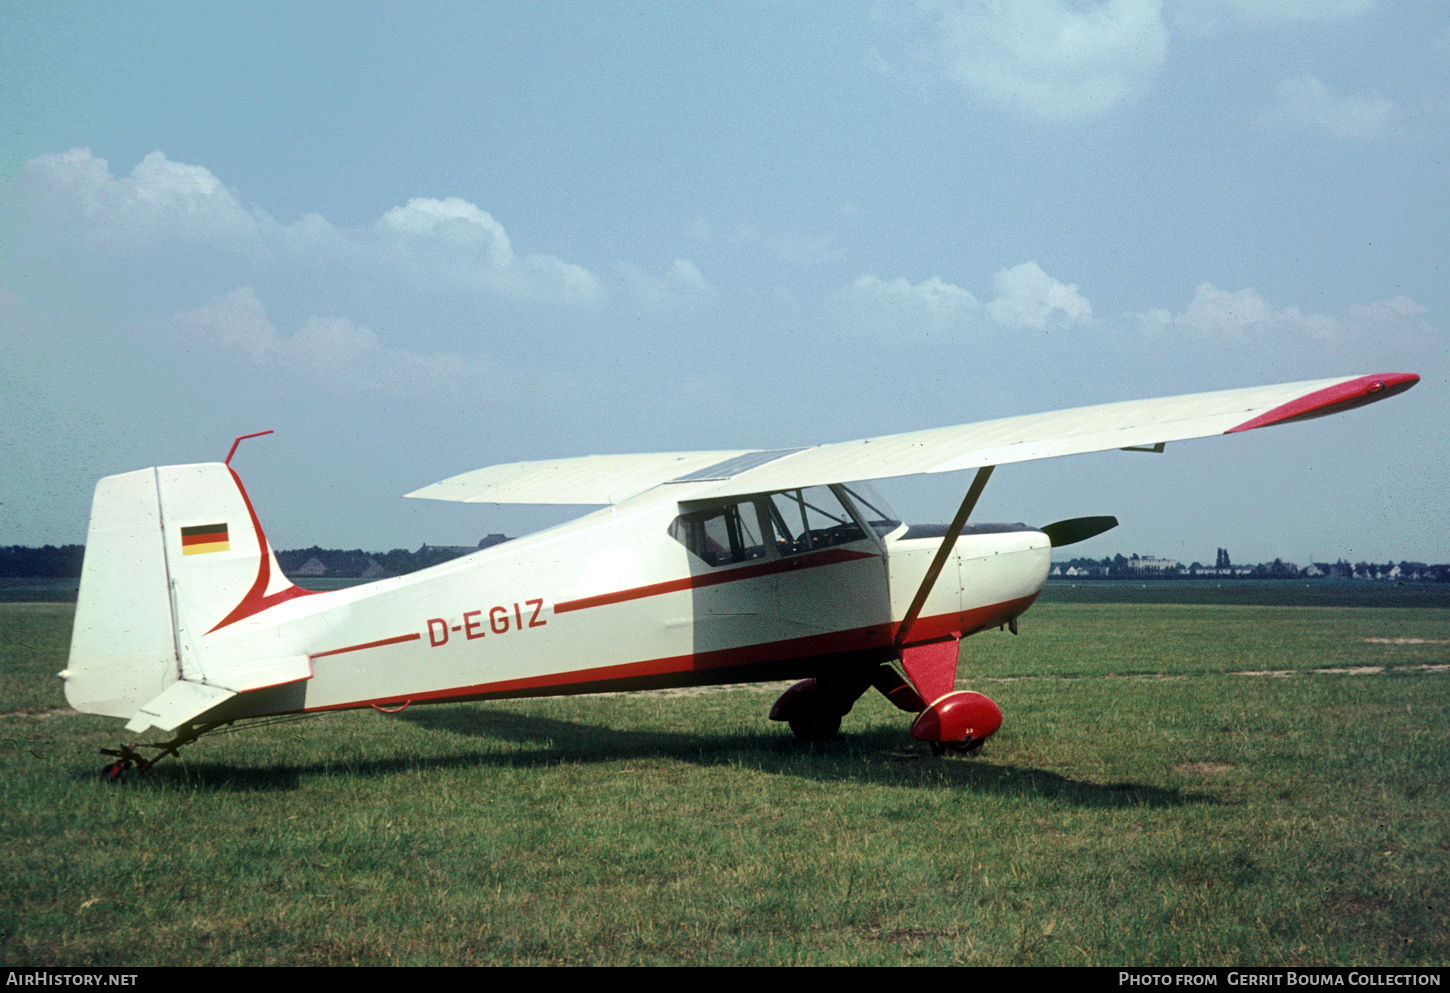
[181,483,1048,723]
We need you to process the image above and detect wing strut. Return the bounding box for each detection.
[894,465,995,647]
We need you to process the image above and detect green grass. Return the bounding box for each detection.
[1,599,1446,965]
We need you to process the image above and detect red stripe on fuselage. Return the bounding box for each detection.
[554,547,879,614]
[310,632,422,659]
[303,593,1038,714]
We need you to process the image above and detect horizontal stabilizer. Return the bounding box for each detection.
[126,681,236,734]
[200,654,313,695]
[124,655,312,734]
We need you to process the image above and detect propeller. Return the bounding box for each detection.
[1040,515,1118,547]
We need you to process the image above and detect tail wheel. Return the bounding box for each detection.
[788,713,841,742]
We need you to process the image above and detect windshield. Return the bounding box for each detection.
[837,481,901,538]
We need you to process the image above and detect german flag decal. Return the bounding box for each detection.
[181,523,230,555]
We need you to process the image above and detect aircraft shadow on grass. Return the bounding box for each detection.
[88,704,1213,809]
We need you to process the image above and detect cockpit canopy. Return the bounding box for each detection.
[669,482,901,567]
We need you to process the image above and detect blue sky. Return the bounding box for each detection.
[2,1,1446,565]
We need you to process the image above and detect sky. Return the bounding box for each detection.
[2,1,1446,567]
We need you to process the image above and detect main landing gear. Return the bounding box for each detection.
[768,671,873,743]
[768,638,1003,756]
[787,711,841,743]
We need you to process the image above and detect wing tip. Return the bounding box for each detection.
[1225,372,1419,434]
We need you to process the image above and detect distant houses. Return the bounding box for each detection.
[1049,552,1450,582]
[292,556,328,577]
[1127,556,1178,574]
[290,554,402,579]
[360,559,392,579]
[416,534,510,557]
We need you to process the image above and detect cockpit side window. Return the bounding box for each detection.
[671,484,892,564]
[767,486,867,554]
[668,500,769,566]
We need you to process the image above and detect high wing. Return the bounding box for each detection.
[407,373,1419,506]
[404,451,751,504]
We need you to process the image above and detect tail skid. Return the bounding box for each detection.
[99,721,226,779]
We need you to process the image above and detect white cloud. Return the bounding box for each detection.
[834,274,983,345]
[27,148,600,304]
[616,258,716,308]
[521,253,602,301]
[1130,282,1419,340]
[175,285,278,362]
[1343,295,1438,347]
[986,261,1092,328]
[172,287,472,396]
[927,0,1169,121]
[849,274,981,314]
[667,259,714,295]
[1138,283,1281,336]
[1255,75,1397,140]
[1347,295,1426,323]
[842,262,1091,334]
[380,197,515,265]
[27,148,270,252]
[1179,283,1274,332]
[368,197,601,304]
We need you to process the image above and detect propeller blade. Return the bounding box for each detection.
[1040,515,1118,547]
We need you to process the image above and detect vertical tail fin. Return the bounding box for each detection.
[64,463,314,731]
[65,468,176,719]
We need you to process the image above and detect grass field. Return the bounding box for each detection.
[1,593,1446,966]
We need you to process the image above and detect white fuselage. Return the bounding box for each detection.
[191,485,1050,722]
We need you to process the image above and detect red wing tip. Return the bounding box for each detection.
[1371,371,1420,389]
[1226,372,1420,434]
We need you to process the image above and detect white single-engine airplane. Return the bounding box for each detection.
[64,372,1419,775]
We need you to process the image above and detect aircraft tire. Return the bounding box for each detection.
[788,713,841,742]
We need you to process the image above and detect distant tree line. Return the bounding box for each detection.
[1053,553,1450,582]
[0,543,489,579]
[0,545,86,577]
[274,545,484,579]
